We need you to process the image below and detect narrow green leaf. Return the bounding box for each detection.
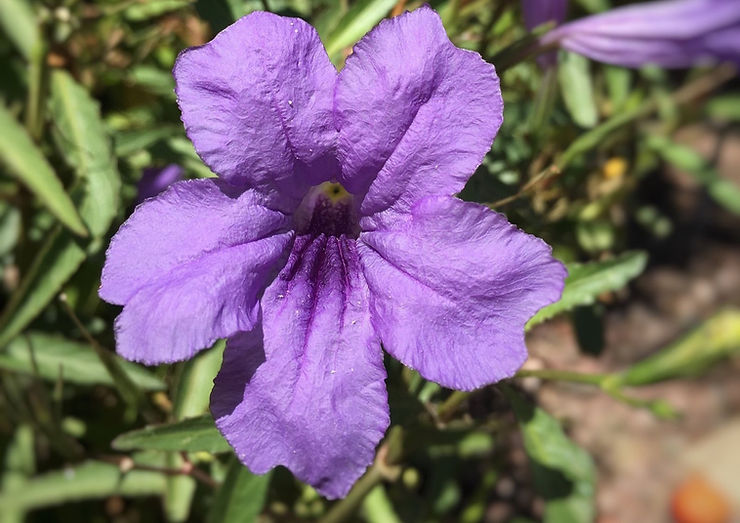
[124,0,192,21]
[0,425,35,523]
[164,342,225,522]
[558,52,598,128]
[705,94,740,123]
[129,66,176,99]
[0,460,166,514]
[114,126,180,157]
[0,0,39,59]
[0,72,124,345]
[648,135,740,215]
[0,227,86,348]
[208,458,271,523]
[323,0,396,59]
[50,70,121,237]
[113,416,231,454]
[362,485,402,523]
[508,389,596,523]
[527,251,648,328]
[617,309,740,386]
[0,106,87,237]
[0,332,165,390]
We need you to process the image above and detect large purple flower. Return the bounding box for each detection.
[537,0,740,68]
[100,7,566,498]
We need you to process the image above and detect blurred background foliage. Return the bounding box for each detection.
[0,0,739,521]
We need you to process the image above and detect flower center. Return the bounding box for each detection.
[293,182,360,237]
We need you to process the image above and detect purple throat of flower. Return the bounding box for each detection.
[293,182,360,238]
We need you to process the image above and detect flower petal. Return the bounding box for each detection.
[174,12,339,205]
[212,234,389,499]
[359,196,566,390]
[136,164,184,203]
[100,179,293,364]
[544,0,740,68]
[334,7,503,224]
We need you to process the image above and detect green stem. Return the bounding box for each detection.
[320,427,403,523]
[25,37,46,141]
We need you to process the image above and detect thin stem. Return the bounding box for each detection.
[436,390,471,423]
[320,428,403,523]
[99,455,219,488]
[514,368,606,386]
[25,35,47,141]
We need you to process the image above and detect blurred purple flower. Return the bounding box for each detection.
[539,0,740,68]
[100,8,566,498]
[136,164,184,203]
[522,0,568,67]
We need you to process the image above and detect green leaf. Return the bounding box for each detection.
[362,486,403,523]
[527,251,648,328]
[164,342,225,522]
[128,66,176,99]
[208,458,271,523]
[508,389,596,523]
[1,425,35,523]
[50,70,121,238]
[0,0,39,59]
[617,309,740,386]
[124,0,192,21]
[0,460,167,515]
[558,52,598,128]
[0,72,124,345]
[0,105,87,237]
[705,94,740,123]
[113,416,231,454]
[648,135,740,215]
[0,227,86,347]
[323,0,396,60]
[0,332,165,390]
[114,126,180,157]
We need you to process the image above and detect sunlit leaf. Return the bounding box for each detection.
[0,105,87,237]
[0,459,167,516]
[0,332,165,390]
[617,309,740,386]
[508,389,596,523]
[558,52,598,128]
[527,251,648,328]
[0,0,38,59]
[113,416,231,454]
[0,227,86,347]
[323,0,396,60]
[648,135,740,215]
[50,70,121,238]
[208,458,271,523]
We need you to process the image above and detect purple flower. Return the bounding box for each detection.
[522,0,567,31]
[136,164,184,203]
[100,7,566,498]
[539,0,740,68]
[522,0,568,68]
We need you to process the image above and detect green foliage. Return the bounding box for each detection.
[0,332,164,389]
[113,416,231,454]
[208,459,272,523]
[0,0,737,520]
[0,459,167,518]
[0,105,87,237]
[617,309,740,386]
[508,389,596,523]
[558,52,598,128]
[528,251,648,328]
